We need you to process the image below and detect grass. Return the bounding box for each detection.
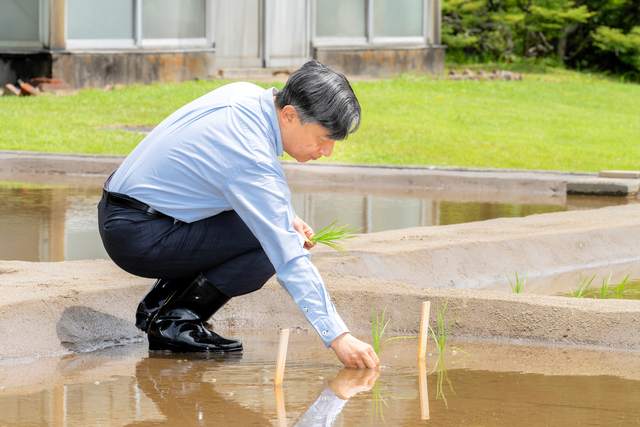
[308,220,360,257]
[570,270,598,298]
[428,299,468,361]
[370,308,414,355]
[1,67,640,172]
[600,273,612,299]
[506,269,544,294]
[615,271,633,298]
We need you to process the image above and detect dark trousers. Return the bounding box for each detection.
[97,197,275,298]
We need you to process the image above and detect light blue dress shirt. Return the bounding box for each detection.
[107,82,349,347]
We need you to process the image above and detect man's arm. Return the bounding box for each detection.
[222,162,379,368]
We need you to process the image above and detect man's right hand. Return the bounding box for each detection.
[329,333,380,369]
[329,368,380,399]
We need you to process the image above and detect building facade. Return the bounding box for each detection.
[0,0,443,88]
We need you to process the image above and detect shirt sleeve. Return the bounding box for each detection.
[294,386,348,427]
[222,161,349,348]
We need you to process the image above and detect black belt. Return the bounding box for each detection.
[103,189,169,218]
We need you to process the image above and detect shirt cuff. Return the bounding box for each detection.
[311,314,350,348]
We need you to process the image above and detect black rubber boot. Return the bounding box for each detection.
[135,277,191,332]
[147,273,242,353]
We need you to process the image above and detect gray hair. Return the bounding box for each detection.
[275,61,361,141]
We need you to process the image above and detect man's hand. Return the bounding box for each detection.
[293,216,317,250]
[330,333,380,369]
[328,367,380,399]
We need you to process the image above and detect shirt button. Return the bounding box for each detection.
[303,308,308,312]
[322,331,327,336]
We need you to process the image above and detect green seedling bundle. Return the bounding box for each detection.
[309,220,360,257]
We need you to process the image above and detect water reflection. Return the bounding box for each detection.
[1,181,636,262]
[3,336,640,426]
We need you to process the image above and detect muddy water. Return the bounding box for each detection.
[1,332,640,426]
[1,181,636,263]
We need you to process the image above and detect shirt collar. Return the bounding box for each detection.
[260,87,284,157]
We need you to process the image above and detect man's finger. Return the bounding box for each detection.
[362,353,377,369]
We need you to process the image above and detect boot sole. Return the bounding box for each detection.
[148,339,243,353]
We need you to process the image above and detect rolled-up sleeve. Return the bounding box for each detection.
[222,161,349,348]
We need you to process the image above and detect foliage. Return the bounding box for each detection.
[428,299,468,359]
[506,269,544,294]
[443,0,640,77]
[309,220,360,257]
[569,270,598,297]
[599,272,612,299]
[614,270,633,298]
[370,308,415,355]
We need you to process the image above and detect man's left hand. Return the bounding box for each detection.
[293,216,317,250]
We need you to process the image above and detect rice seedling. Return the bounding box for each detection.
[599,272,612,299]
[615,270,634,298]
[309,220,360,257]
[370,378,415,421]
[570,270,598,298]
[433,358,455,408]
[506,269,544,294]
[428,299,469,361]
[371,308,415,355]
[371,378,388,421]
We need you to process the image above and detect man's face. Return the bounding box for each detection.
[278,105,336,163]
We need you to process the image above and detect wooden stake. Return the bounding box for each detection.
[274,328,290,387]
[418,359,430,420]
[418,301,431,360]
[274,386,287,427]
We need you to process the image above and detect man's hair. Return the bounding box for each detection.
[274,61,361,141]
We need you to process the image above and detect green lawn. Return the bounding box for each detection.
[1,68,638,172]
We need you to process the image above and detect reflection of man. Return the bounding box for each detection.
[98,61,380,368]
[295,369,380,426]
[127,354,272,427]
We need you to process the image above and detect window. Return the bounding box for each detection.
[142,0,206,46]
[373,0,423,39]
[67,0,134,48]
[316,0,366,40]
[0,0,41,47]
[314,0,427,46]
[66,0,210,49]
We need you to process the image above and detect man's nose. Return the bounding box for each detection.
[320,141,335,157]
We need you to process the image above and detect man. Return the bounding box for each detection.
[98,61,380,369]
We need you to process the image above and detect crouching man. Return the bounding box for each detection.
[98,61,380,369]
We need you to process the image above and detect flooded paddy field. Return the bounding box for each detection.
[1,181,636,263]
[2,332,640,427]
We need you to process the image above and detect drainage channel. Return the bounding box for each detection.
[1,332,639,426]
[1,181,636,263]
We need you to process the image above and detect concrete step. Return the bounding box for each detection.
[218,67,294,80]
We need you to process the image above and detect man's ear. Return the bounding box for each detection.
[281,105,298,127]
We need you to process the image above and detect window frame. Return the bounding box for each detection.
[312,0,429,48]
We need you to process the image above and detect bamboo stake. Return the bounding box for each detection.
[418,301,431,360]
[418,359,430,420]
[274,386,287,427]
[274,328,290,387]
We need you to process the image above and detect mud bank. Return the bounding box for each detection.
[1,203,639,360]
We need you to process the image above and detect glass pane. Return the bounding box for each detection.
[215,0,260,59]
[0,0,39,42]
[316,0,365,38]
[269,0,306,58]
[374,0,423,37]
[143,0,206,39]
[67,0,134,40]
